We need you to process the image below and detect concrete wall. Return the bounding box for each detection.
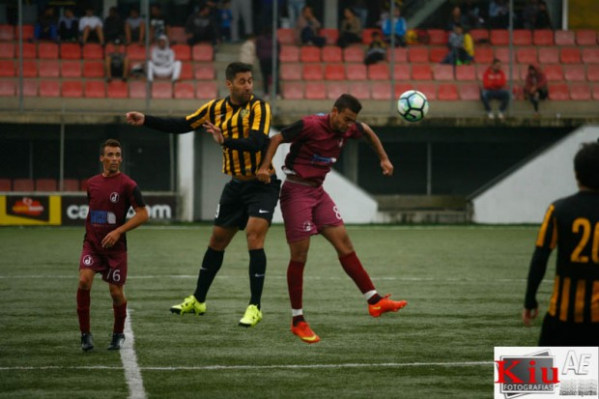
[472,125,599,224]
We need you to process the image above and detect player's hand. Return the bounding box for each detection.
[522,307,539,327]
[381,159,394,177]
[256,168,271,184]
[203,121,224,144]
[126,111,145,126]
[101,230,122,249]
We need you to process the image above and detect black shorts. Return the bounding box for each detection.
[539,314,599,346]
[214,177,281,230]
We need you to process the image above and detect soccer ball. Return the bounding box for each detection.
[397,90,429,122]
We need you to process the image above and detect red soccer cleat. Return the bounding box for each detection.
[291,321,320,344]
[369,294,408,317]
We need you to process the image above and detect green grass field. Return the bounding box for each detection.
[0,225,552,398]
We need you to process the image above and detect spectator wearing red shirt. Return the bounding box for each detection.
[481,58,510,119]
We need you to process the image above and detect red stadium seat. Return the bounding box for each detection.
[544,65,564,81]
[494,47,509,63]
[14,25,34,41]
[305,82,326,100]
[548,83,569,100]
[459,83,481,100]
[171,44,191,61]
[582,48,599,64]
[180,62,193,80]
[35,179,57,191]
[437,83,458,100]
[570,83,591,100]
[368,63,389,80]
[194,64,215,80]
[83,43,103,60]
[327,82,348,100]
[13,179,34,192]
[538,48,559,64]
[279,45,299,62]
[16,42,36,59]
[513,30,532,45]
[393,64,411,81]
[517,64,529,81]
[476,65,488,80]
[511,85,524,100]
[415,82,436,100]
[319,28,339,45]
[85,81,105,98]
[302,64,323,80]
[362,29,381,45]
[38,60,59,78]
[282,82,304,99]
[129,81,147,98]
[152,82,173,99]
[18,79,38,96]
[371,82,391,100]
[343,46,364,63]
[168,26,187,44]
[0,178,11,191]
[387,47,407,63]
[62,81,83,97]
[0,60,14,77]
[564,65,585,81]
[0,80,15,96]
[62,179,81,192]
[196,81,217,99]
[174,82,195,99]
[429,47,447,63]
[345,64,367,80]
[60,43,81,59]
[555,30,575,46]
[490,30,509,45]
[324,64,345,81]
[0,42,14,58]
[408,47,429,63]
[104,43,125,54]
[576,29,597,46]
[61,60,81,77]
[192,44,214,61]
[533,30,554,46]
[474,47,494,64]
[322,46,342,63]
[427,29,448,45]
[300,46,321,62]
[516,48,537,64]
[107,81,128,98]
[0,24,14,41]
[348,82,370,99]
[433,64,453,81]
[127,44,146,61]
[38,42,59,59]
[21,60,37,78]
[277,28,296,44]
[281,63,302,80]
[412,64,432,80]
[393,83,413,98]
[560,48,581,64]
[587,65,599,82]
[455,65,476,81]
[469,29,489,43]
[39,80,60,97]
[593,84,599,100]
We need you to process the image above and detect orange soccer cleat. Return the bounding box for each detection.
[291,321,320,344]
[368,294,408,317]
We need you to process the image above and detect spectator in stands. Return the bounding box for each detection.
[105,39,129,83]
[256,27,280,99]
[147,34,182,82]
[488,0,510,29]
[382,7,406,47]
[34,6,58,42]
[524,64,548,117]
[349,0,369,29]
[125,7,145,45]
[150,4,170,43]
[447,5,468,31]
[521,0,538,30]
[59,7,79,42]
[80,6,104,45]
[441,24,474,65]
[104,7,125,44]
[364,30,387,65]
[185,5,216,45]
[287,0,306,29]
[230,0,253,43]
[219,0,232,42]
[296,6,326,47]
[337,7,362,49]
[461,0,484,29]
[535,1,552,29]
[481,59,510,119]
[239,34,256,65]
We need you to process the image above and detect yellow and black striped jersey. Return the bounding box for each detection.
[528,191,599,324]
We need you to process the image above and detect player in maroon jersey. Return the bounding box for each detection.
[256,94,408,344]
[77,139,148,351]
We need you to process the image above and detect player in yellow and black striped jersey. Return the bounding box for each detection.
[126,62,281,328]
[523,141,599,346]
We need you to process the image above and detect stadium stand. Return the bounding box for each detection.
[174,82,195,99]
[393,64,411,80]
[368,63,390,80]
[0,60,15,77]
[371,82,391,100]
[348,81,370,99]
[39,60,60,78]
[433,64,454,81]
[196,81,217,99]
[0,178,11,191]
[168,26,187,44]
[60,43,81,59]
[129,81,147,98]
[83,44,103,60]
[587,65,599,82]
[152,82,173,99]
[555,30,575,46]
[172,44,191,61]
[193,64,214,80]
[281,63,302,80]
[538,47,559,64]
[300,46,321,62]
[280,45,299,62]
[38,42,58,59]
[282,82,303,99]
[570,83,591,100]
[85,81,106,98]
[18,80,37,96]
[13,179,34,192]
[346,64,367,80]
[62,81,83,97]
[303,63,323,80]
[0,42,14,58]
[343,46,364,63]
[39,80,60,97]
[0,24,14,41]
[305,81,326,99]
[583,48,599,63]
[14,25,34,41]
[83,61,105,78]
[560,47,582,63]
[16,42,35,59]
[319,28,339,45]
[437,83,459,100]
[277,28,295,45]
[328,81,348,99]
[322,46,342,63]
[388,47,408,63]
[409,47,429,63]
[192,44,213,62]
[107,81,128,98]
[533,30,554,46]
[324,64,345,81]
[429,47,447,63]
[22,60,37,77]
[576,29,597,46]
[564,65,586,81]
[548,83,570,100]
[427,29,448,46]
[412,64,433,80]
[516,48,537,64]
[0,80,15,96]
[61,60,82,78]
[35,178,57,191]
[62,178,81,192]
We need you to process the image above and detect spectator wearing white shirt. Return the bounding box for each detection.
[79,6,104,45]
[147,35,182,82]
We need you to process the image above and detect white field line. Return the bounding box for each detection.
[4,225,539,231]
[0,360,493,372]
[120,309,147,399]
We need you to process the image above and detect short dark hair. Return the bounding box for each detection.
[226,62,253,81]
[574,142,599,189]
[100,139,121,155]
[334,94,362,114]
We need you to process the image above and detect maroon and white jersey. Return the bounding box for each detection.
[280,114,364,185]
[84,173,146,253]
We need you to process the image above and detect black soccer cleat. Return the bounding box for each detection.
[81,333,94,352]
[107,333,125,350]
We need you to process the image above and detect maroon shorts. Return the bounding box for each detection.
[280,180,344,243]
[79,242,128,286]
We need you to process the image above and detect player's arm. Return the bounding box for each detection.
[359,122,393,177]
[256,119,304,184]
[522,204,556,326]
[101,186,149,249]
[126,111,193,133]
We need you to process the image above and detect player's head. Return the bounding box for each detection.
[330,94,362,133]
[574,141,599,190]
[226,62,253,105]
[100,139,122,176]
